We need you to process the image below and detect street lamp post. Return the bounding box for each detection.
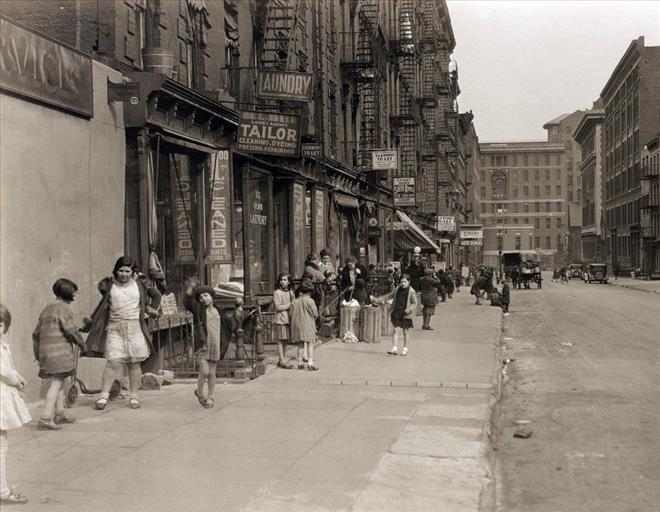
[496,207,506,282]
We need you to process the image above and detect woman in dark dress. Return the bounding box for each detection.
[387,274,417,356]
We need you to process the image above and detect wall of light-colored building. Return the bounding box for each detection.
[0,62,125,400]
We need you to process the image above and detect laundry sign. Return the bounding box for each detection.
[257,70,313,102]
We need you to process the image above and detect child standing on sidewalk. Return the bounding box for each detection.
[33,279,86,430]
[273,273,294,369]
[0,304,31,506]
[290,279,319,371]
[388,274,417,356]
[184,285,221,409]
[500,277,511,316]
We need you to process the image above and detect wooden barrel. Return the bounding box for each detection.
[142,47,175,77]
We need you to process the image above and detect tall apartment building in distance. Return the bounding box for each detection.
[601,36,660,272]
[479,141,565,269]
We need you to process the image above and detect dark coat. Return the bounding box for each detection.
[419,275,443,306]
[501,284,511,305]
[339,265,368,301]
[84,277,161,357]
[406,262,425,290]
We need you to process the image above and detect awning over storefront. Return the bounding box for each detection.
[394,210,442,253]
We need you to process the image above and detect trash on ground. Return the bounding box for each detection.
[514,428,533,439]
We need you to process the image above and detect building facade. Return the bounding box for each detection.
[641,134,660,277]
[479,141,566,269]
[573,108,606,262]
[543,110,584,263]
[600,36,660,273]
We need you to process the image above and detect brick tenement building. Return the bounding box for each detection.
[573,107,606,262]
[601,36,660,273]
[479,141,566,270]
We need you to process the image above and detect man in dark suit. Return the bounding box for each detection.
[419,267,443,330]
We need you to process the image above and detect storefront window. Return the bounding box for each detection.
[245,168,272,297]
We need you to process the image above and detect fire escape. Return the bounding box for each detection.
[340,0,387,171]
[390,1,421,179]
[261,0,308,71]
[640,148,659,240]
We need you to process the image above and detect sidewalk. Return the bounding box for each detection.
[608,276,660,294]
[7,292,502,512]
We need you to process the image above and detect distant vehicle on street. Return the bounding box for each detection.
[586,263,609,284]
[502,252,542,289]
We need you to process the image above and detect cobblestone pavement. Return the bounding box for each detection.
[8,291,501,512]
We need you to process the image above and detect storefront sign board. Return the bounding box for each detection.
[393,177,416,207]
[372,150,398,170]
[207,150,232,263]
[460,229,483,239]
[238,111,301,157]
[172,158,195,264]
[257,70,313,102]
[302,143,322,159]
[436,215,456,232]
[292,183,306,277]
[314,189,325,252]
[0,17,93,117]
[460,239,483,246]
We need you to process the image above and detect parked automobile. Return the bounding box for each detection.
[586,263,608,284]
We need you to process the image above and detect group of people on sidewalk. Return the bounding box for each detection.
[0,255,161,505]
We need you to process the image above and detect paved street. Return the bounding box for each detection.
[495,274,660,512]
[8,292,500,512]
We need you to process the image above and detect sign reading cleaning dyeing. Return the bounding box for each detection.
[257,70,313,102]
[238,111,301,157]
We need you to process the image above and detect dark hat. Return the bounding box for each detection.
[194,286,215,301]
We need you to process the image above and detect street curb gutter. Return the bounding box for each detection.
[478,312,506,512]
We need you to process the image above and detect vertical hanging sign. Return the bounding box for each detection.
[292,183,306,278]
[314,189,325,252]
[172,156,195,264]
[207,150,232,263]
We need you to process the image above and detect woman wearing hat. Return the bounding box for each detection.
[184,284,222,408]
[85,256,161,410]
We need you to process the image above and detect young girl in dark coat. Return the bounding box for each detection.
[33,279,85,429]
[387,274,417,356]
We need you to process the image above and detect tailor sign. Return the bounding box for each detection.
[436,216,456,232]
[257,70,313,102]
[0,17,93,117]
[238,111,301,157]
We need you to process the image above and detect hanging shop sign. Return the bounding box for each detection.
[460,239,483,246]
[371,150,398,170]
[0,16,93,117]
[436,215,456,232]
[257,70,313,102]
[172,157,195,264]
[207,150,232,263]
[238,111,301,157]
[314,189,325,251]
[460,229,483,239]
[393,177,416,207]
[292,183,306,277]
[302,143,322,159]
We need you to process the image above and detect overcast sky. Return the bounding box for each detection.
[447,0,660,142]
